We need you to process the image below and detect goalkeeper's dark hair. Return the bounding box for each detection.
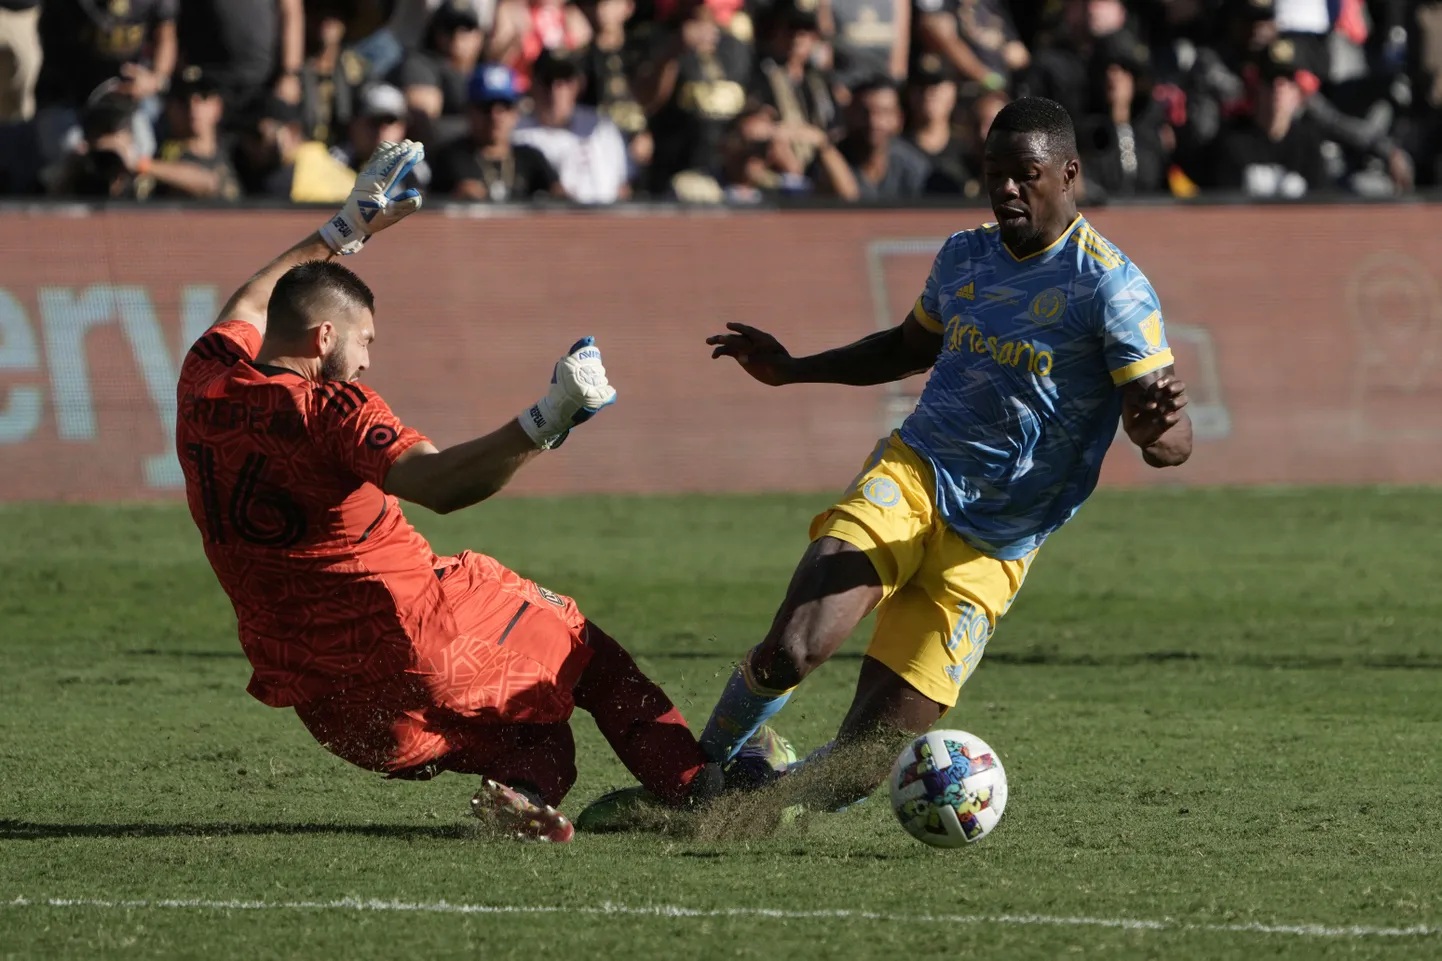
[986,96,1079,161]
[267,261,376,340]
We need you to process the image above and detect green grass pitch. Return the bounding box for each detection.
[1,489,1440,960]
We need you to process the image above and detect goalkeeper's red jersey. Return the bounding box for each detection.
[175,320,441,708]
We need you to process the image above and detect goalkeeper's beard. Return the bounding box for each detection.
[320,343,354,383]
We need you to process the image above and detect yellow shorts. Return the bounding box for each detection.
[809,433,1036,707]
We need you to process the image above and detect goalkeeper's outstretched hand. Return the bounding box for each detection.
[320,140,425,256]
[519,337,618,450]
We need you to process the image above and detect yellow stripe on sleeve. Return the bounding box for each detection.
[1110,348,1175,386]
[1079,227,1122,262]
[912,297,944,333]
[1078,229,1122,269]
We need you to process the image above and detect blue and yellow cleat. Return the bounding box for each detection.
[723,725,798,792]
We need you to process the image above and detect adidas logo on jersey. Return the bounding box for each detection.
[957,282,975,301]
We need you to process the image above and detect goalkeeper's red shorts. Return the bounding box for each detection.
[294,551,594,804]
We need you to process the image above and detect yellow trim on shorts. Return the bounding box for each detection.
[1110,349,1175,385]
[810,510,901,594]
[811,433,1039,709]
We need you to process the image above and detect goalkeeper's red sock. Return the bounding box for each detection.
[572,621,716,807]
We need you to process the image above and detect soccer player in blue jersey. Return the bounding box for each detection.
[699,97,1194,800]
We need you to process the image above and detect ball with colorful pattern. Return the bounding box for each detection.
[888,729,1008,848]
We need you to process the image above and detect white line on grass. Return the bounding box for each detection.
[5,897,1438,940]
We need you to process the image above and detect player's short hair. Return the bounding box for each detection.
[986,97,1078,162]
[267,261,376,341]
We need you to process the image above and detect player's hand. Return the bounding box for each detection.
[1122,374,1189,449]
[319,140,425,256]
[707,323,794,386]
[519,337,618,450]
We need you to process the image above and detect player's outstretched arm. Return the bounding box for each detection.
[383,421,540,515]
[1121,367,1193,468]
[706,315,941,387]
[215,231,336,336]
[382,338,617,514]
[215,141,425,337]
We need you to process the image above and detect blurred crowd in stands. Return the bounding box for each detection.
[0,0,1434,204]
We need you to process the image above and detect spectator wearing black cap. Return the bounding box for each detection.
[1272,0,1331,80]
[49,90,224,200]
[902,55,968,193]
[32,0,177,170]
[1201,37,1326,197]
[431,63,563,200]
[331,82,432,189]
[50,93,146,197]
[235,94,359,201]
[822,0,909,86]
[513,50,629,202]
[150,67,241,199]
[397,2,487,120]
[637,0,752,197]
[575,0,652,180]
[751,0,838,166]
[1287,3,1414,195]
[177,0,305,120]
[817,76,928,199]
[1078,31,1170,198]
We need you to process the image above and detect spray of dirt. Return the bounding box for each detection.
[578,736,908,841]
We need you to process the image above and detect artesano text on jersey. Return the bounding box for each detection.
[900,216,1173,559]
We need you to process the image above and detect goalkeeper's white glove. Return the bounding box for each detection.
[519,337,618,450]
[319,140,425,255]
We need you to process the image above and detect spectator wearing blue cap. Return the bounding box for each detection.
[431,63,565,200]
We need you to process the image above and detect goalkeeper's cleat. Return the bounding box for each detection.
[573,786,661,834]
[471,778,574,843]
[723,725,798,792]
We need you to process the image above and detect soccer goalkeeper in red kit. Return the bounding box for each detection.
[175,141,718,841]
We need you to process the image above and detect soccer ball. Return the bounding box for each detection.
[888,729,1007,848]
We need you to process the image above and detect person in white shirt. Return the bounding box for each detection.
[1273,0,1330,36]
[511,50,629,203]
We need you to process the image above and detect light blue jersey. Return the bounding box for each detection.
[899,216,1173,560]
